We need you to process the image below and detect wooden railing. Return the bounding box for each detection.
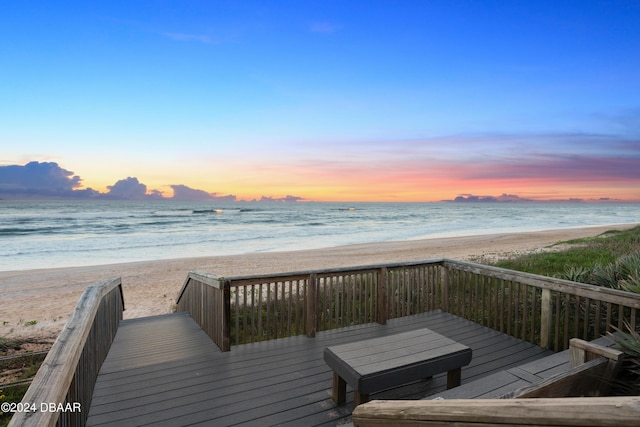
[9,277,124,427]
[176,262,442,349]
[350,397,640,426]
[175,271,230,351]
[442,259,640,351]
[176,258,640,352]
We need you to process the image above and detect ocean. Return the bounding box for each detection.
[1,200,639,271]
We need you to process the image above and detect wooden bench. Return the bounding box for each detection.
[324,328,472,407]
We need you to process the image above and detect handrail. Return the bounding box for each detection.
[9,277,124,427]
[351,397,640,426]
[176,271,230,351]
[176,270,225,300]
[214,258,446,284]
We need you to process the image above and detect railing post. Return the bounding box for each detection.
[222,279,231,351]
[440,264,449,312]
[540,288,552,349]
[306,273,317,338]
[377,267,388,325]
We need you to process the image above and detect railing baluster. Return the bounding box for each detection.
[520,285,529,340]
[618,304,624,331]
[573,295,580,341]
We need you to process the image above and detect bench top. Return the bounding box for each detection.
[324,328,471,393]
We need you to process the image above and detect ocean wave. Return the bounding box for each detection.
[152,209,194,217]
[193,209,227,214]
[0,226,66,236]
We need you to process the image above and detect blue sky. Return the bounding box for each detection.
[1,1,639,201]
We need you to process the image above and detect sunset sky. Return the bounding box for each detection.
[1,1,639,202]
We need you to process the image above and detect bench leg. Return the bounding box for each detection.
[354,390,370,408]
[332,372,346,404]
[446,367,462,389]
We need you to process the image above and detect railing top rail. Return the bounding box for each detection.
[12,277,123,427]
[207,258,447,288]
[352,397,640,426]
[443,258,640,309]
[176,270,226,304]
[179,258,640,308]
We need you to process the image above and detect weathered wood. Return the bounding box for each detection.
[540,288,552,349]
[506,357,617,398]
[175,271,230,351]
[176,270,224,300]
[569,338,624,368]
[377,267,388,325]
[222,279,231,351]
[306,273,317,337]
[181,257,640,354]
[352,397,640,427]
[10,278,124,427]
[442,259,640,309]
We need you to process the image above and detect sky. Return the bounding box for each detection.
[1,1,639,202]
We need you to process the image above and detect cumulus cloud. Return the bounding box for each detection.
[0,161,86,198]
[105,177,157,200]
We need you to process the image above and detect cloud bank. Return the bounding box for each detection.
[0,162,300,202]
[450,194,534,203]
[170,185,236,201]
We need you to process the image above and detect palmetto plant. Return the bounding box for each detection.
[561,252,640,293]
[616,253,640,293]
[607,322,640,395]
[562,266,592,283]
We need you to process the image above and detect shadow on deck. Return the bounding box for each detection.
[87,310,554,426]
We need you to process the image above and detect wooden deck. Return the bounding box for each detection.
[86,310,554,426]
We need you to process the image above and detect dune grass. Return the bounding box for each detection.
[491,226,640,279]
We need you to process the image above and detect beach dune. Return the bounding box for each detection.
[1,224,636,342]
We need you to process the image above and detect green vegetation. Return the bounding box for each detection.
[492,226,640,281]
[607,324,640,395]
[0,337,18,353]
[0,339,48,427]
[1,384,30,427]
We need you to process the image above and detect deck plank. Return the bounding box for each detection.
[86,310,554,426]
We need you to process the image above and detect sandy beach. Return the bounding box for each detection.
[1,223,637,343]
